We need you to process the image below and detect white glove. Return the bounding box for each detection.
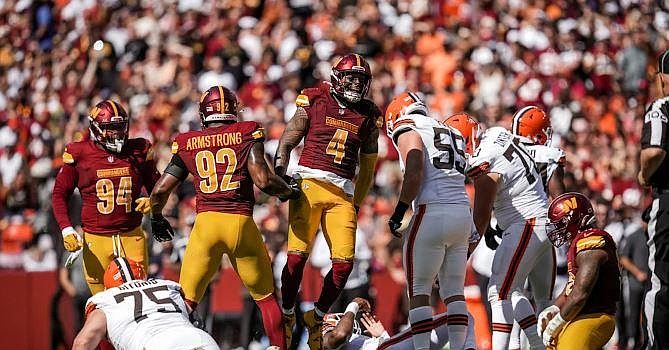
[62,226,83,252]
[542,312,566,347]
[65,249,82,269]
[537,305,560,336]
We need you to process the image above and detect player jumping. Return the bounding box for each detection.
[274,53,381,349]
[149,86,300,350]
[52,100,160,294]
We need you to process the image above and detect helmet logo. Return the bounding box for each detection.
[200,90,210,103]
[90,107,102,120]
[561,197,578,213]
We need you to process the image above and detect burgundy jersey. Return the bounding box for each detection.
[565,228,620,316]
[296,81,381,179]
[172,121,265,216]
[52,139,160,235]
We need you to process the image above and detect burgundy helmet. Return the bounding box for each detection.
[199,86,239,126]
[88,100,130,153]
[547,192,596,247]
[330,53,372,103]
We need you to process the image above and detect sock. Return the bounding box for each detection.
[511,293,542,349]
[509,321,522,350]
[409,306,433,350]
[280,253,307,310]
[490,299,514,350]
[314,260,353,313]
[444,295,468,350]
[256,293,287,349]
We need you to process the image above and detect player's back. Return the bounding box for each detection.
[391,115,469,206]
[297,81,380,180]
[467,127,548,229]
[566,228,620,316]
[86,279,191,350]
[523,142,566,190]
[172,121,266,216]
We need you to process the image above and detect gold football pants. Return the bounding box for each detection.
[82,226,148,294]
[553,313,615,350]
[287,178,356,260]
[179,212,275,302]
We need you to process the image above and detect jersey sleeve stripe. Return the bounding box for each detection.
[650,115,665,146]
[576,236,606,252]
[466,162,490,178]
[63,151,74,164]
[171,141,179,154]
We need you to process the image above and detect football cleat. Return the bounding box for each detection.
[512,105,552,145]
[88,100,130,153]
[283,312,296,348]
[303,309,323,350]
[331,53,372,103]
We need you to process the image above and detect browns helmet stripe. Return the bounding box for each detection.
[113,257,135,283]
[512,105,534,134]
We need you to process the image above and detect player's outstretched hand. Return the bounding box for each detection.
[279,175,301,202]
[151,214,175,242]
[134,197,151,214]
[360,312,386,338]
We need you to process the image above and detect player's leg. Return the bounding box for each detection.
[645,196,669,350]
[179,212,227,311]
[118,226,149,277]
[82,232,115,294]
[528,242,556,313]
[554,313,615,350]
[437,205,470,350]
[403,205,444,350]
[488,219,542,350]
[231,215,286,350]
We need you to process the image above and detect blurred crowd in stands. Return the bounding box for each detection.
[0,0,665,349]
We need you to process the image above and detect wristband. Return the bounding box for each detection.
[391,201,410,221]
[62,226,77,237]
[345,302,360,315]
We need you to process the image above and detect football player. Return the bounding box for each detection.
[320,297,476,350]
[537,193,619,349]
[52,100,160,295]
[149,86,299,350]
[385,93,472,350]
[509,106,566,350]
[273,53,381,349]
[72,257,219,350]
[456,125,550,350]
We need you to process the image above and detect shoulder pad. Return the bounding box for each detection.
[171,133,188,154]
[242,121,266,141]
[62,142,83,164]
[575,229,608,253]
[297,82,330,108]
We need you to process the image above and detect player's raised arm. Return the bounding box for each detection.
[248,141,301,200]
[72,309,107,350]
[274,106,309,177]
[353,125,379,210]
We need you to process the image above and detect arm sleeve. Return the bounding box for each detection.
[52,164,78,230]
[641,107,669,149]
[164,154,189,181]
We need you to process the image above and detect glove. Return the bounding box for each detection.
[151,214,175,242]
[189,311,205,330]
[62,226,83,252]
[537,305,560,336]
[65,249,82,269]
[279,175,301,202]
[135,197,151,214]
[484,225,502,250]
[542,311,566,347]
[388,201,410,238]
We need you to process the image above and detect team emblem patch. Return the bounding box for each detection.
[108,156,115,163]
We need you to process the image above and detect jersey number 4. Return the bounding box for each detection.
[195,148,240,193]
[432,127,466,174]
[326,129,349,164]
[114,285,182,323]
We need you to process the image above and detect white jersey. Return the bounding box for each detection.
[86,279,194,350]
[467,127,548,229]
[523,141,566,190]
[391,114,469,207]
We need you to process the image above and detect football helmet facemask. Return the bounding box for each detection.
[512,105,552,145]
[331,53,372,104]
[89,100,130,153]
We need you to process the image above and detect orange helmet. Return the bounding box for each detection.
[385,92,427,138]
[444,113,481,155]
[511,106,552,145]
[103,257,146,289]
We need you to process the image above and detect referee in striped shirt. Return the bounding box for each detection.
[638,49,669,350]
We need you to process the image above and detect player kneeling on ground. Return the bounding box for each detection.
[537,192,620,349]
[72,257,218,350]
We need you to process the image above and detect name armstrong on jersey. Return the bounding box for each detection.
[182,132,244,151]
[117,278,160,290]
